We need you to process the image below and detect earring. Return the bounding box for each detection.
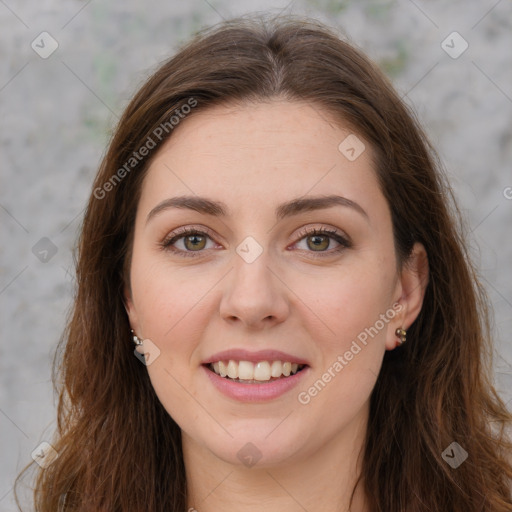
[395,328,407,345]
[131,329,143,346]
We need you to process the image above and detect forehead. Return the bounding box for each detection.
[138,100,384,220]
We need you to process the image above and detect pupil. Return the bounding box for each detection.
[309,235,327,250]
[186,235,204,250]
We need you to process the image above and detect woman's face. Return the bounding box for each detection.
[125,100,426,467]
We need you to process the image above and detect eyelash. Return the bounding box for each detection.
[160,225,351,259]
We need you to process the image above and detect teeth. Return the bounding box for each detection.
[209,360,304,381]
[227,360,237,379]
[271,361,282,378]
[218,361,228,377]
[239,360,255,380]
[253,361,270,381]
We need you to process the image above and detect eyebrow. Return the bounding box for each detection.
[146,194,369,225]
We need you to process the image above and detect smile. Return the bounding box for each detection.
[208,360,306,382]
[202,361,310,402]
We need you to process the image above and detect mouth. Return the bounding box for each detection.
[203,360,308,384]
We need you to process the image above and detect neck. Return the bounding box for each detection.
[182,401,370,512]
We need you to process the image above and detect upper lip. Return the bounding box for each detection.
[202,349,310,366]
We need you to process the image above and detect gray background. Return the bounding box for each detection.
[1,0,511,509]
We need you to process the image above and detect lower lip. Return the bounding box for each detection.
[202,364,310,402]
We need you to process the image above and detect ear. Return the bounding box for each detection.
[386,242,429,350]
[123,282,141,338]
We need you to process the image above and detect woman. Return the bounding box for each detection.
[16,14,512,512]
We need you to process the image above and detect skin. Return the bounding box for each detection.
[125,100,429,512]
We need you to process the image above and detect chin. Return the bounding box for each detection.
[199,423,308,468]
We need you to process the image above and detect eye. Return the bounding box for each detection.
[160,225,351,258]
[160,226,218,258]
[292,226,351,257]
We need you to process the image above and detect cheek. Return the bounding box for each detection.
[296,261,394,346]
[130,250,217,399]
[294,269,391,427]
[130,245,201,337]
[293,264,393,407]
[131,260,208,423]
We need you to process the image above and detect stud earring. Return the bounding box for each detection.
[395,328,407,345]
[131,329,143,346]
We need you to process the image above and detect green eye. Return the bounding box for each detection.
[161,226,351,258]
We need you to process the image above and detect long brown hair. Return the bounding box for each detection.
[16,14,512,511]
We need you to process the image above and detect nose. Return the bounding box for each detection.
[219,248,290,330]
